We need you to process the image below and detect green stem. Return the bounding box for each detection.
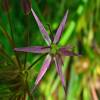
[25,79,33,100]
[27,54,46,70]
[46,24,54,41]
[7,11,14,41]
[23,15,30,69]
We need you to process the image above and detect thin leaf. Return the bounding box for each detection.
[0,25,22,68]
[0,25,14,47]
[27,54,46,70]
[0,48,15,65]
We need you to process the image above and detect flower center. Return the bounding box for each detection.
[50,43,59,55]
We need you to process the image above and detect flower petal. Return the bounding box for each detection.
[53,10,68,44]
[35,54,51,85]
[14,46,50,53]
[54,55,66,92]
[31,8,51,45]
[60,45,73,51]
[60,49,80,56]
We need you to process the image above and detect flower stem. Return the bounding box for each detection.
[46,24,54,41]
[23,15,30,69]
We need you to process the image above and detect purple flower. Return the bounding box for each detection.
[14,8,80,92]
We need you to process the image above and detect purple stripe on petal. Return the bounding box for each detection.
[31,8,51,46]
[54,55,66,92]
[53,10,68,44]
[14,46,50,53]
[35,54,51,85]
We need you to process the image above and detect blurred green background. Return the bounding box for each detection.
[0,0,100,99]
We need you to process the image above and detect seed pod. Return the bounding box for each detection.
[21,0,31,15]
[2,0,10,12]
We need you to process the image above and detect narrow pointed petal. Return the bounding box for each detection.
[60,48,80,56]
[35,54,51,85]
[60,45,73,51]
[54,55,66,92]
[14,46,50,53]
[31,8,51,45]
[53,10,68,44]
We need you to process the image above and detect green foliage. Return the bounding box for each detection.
[0,0,100,99]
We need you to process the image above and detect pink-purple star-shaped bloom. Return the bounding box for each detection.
[14,8,80,92]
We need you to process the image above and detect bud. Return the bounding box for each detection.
[21,0,31,15]
[2,0,10,12]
